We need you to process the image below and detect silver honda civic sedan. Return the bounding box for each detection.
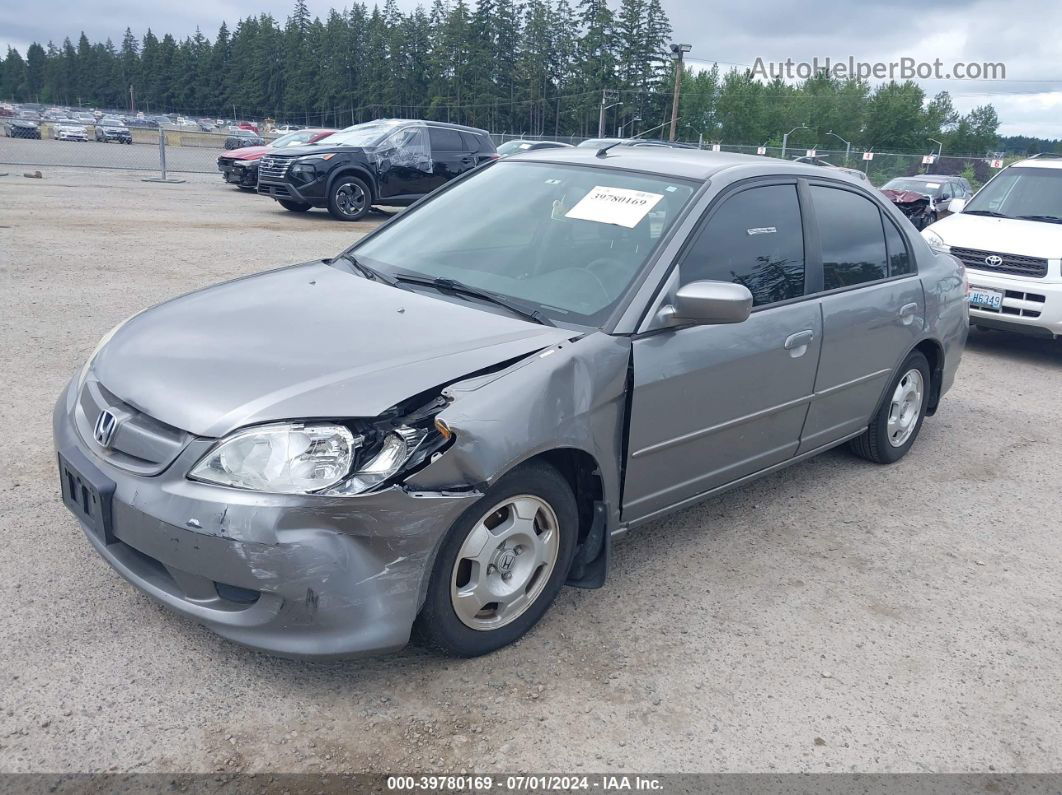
[53,147,967,658]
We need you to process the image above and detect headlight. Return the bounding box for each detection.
[188,422,434,496]
[922,228,949,253]
[291,162,317,181]
[189,423,358,493]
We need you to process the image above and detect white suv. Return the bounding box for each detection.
[922,155,1062,339]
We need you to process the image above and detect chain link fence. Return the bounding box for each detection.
[2,122,1005,189]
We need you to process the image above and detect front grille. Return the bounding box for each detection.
[76,378,192,475]
[258,154,295,182]
[952,247,1049,278]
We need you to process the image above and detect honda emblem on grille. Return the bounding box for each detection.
[93,408,120,448]
[984,255,1003,267]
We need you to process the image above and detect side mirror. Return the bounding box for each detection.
[940,193,951,201]
[947,198,966,214]
[662,280,753,326]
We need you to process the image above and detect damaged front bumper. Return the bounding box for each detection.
[52,378,479,658]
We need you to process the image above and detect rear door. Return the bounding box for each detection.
[623,181,823,522]
[798,183,924,452]
[428,126,476,191]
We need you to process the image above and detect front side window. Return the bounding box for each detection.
[812,186,888,290]
[680,184,805,306]
[352,161,698,326]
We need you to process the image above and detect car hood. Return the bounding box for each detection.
[226,145,270,160]
[927,212,1062,257]
[92,261,572,438]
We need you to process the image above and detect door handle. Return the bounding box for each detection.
[899,302,918,325]
[784,329,815,357]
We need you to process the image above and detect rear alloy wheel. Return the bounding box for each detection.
[415,463,578,657]
[277,199,311,213]
[850,351,931,464]
[327,175,371,221]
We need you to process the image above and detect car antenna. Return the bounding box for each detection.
[596,118,679,158]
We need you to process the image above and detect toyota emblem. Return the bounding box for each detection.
[984,255,1003,267]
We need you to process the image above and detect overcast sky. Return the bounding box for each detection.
[2,0,1060,137]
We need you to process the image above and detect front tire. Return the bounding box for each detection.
[327,175,372,221]
[415,462,579,657]
[850,351,931,464]
[277,199,311,212]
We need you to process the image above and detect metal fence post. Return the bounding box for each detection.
[141,127,185,183]
[159,129,167,180]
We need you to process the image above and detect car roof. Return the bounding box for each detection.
[510,145,857,182]
[1013,156,1062,170]
[377,118,490,136]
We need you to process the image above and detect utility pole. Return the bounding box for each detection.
[598,89,620,138]
[668,43,691,142]
[826,130,851,166]
[781,124,808,160]
[129,85,136,115]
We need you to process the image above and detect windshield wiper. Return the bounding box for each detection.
[392,272,556,327]
[1015,214,1062,224]
[332,252,402,287]
[963,209,1011,218]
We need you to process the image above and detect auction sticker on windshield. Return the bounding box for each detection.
[565,186,664,228]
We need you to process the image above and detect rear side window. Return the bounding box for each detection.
[428,127,463,151]
[681,184,805,306]
[812,186,888,290]
[459,132,480,151]
[883,217,913,276]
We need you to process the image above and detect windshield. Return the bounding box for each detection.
[964,167,1062,219]
[100,118,124,127]
[497,140,535,155]
[313,121,399,147]
[352,161,698,326]
[883,178,942,196]
[270,130,324,148]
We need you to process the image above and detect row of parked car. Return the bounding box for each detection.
[216,120,718,221]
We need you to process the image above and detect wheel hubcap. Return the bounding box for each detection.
[335,182,366,216]
[886,368,924,447]
[450,495,560,631]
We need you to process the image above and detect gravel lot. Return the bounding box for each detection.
[1,167,1061,775]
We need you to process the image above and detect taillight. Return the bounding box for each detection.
[961,263,969,296]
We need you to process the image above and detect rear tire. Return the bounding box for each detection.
[414,462,579,657]
[277,199,311,213]
[327,175,372,221]
[849,351,931,464]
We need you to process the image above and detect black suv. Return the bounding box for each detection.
[256,119,497,220]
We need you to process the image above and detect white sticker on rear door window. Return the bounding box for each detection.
[564,186,664,228]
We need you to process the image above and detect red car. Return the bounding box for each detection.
[217,129,336,190]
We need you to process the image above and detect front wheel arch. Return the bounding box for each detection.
[326,167,377,206]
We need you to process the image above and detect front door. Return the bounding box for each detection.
[376,126,433,201]
[622,182,822,523]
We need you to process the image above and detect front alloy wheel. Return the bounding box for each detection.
[415,462,578,656]
[450,495,560,630]
[327,176,371,221]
